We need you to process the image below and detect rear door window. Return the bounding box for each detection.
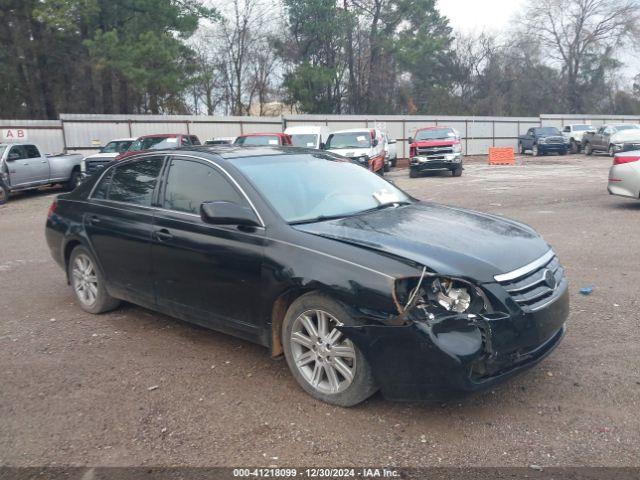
[106,157,164,206]
[162,157,245,215]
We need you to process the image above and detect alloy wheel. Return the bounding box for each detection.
[290,309,356,395]
[72,253,99,307]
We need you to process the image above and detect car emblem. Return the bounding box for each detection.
[542,269,557,290]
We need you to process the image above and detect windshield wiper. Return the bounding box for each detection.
[289,214,352,225]
[354,201,412,216]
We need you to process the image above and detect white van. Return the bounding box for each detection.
[284,125,331,150]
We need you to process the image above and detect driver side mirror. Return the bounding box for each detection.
[408,137,414,144]
[372,139,379,147]
[200,201,260,227]
[319,142,325,150]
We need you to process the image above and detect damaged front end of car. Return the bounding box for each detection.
[338,261,569,401]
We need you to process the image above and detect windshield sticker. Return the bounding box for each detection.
[166,138,178,143]
[268,139,278,145]
[447,132,456,137]
[356,135,366,142]
[373,189,400,205]
[306,142,315,147]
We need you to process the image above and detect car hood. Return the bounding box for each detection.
[327,147,373,157]
[611,129,640,143]
[411,140,458,148]
[85,152,120,160]
[293,203,551,283]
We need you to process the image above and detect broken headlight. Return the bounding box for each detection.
[396,273,490,319]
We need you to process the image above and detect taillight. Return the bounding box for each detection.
[613,155,640,165]
[47,200,57,218]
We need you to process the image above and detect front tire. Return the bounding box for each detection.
[409,169,419,178]
[68,246,120,314]
[519,142,526,155]
[570,139,579,154]
[0,180,8,205]
[383,161,390,173]
[282,293,378,407]
[532,144,540,156]
[608,145,615,157]
[452,165,463,176]
[584,142,593,155]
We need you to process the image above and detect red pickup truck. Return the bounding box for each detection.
[408,126,463,178]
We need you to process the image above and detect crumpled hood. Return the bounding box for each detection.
[294,203,551,283]
[611,129,640,143]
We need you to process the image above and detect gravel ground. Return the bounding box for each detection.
[0,153,639,468]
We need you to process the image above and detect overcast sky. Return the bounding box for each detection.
[437,0,525,33]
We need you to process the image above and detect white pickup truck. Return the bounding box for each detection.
[0,143,83,205]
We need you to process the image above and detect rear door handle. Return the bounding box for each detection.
[88,215,101,225]
[154,229,173,241]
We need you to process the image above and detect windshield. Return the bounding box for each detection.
[572,125,593,131]
[101,140,133,153]
[536,127,561,135]
[129,137,179,151]
[290,134,319,148]
[325,132,371,149]
[234,154,411,224]
[415,128,456,141]
[235,135,281,146]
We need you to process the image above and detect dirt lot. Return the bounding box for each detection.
[0,153,639,468]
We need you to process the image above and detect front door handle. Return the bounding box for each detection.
[154,229,173,241]
[88,215,101,225]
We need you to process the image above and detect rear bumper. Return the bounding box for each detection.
[341,284,569,401]
[608,164,640,199]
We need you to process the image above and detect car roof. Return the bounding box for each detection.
[416,126,454,131]
[330,128,374,134]
[237,132,287,137]
[137,133,192,139]
[108,138,136,142]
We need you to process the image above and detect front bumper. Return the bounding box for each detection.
[410,154,462,173]
[538,143,568,153]
[341,283,569,401]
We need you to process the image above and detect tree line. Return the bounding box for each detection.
[1,0,640,120]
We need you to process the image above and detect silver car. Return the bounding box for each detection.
[608,151,640,200]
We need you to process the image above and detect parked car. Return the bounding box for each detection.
[408,126,463,178]
[382,132,398,169]
[608,151,640,200]
[561,124,595,153]
[116,134,201,161]
[205,137,235,146]
[518,127,568,156]
[284,125,331,150]
[582,124,640,157]
[233,133,292,146]
[46,146,568,406]
[323,128,386,174]
[0,143,83,204]
[80,138,135,179]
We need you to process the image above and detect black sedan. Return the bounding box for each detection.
[45,146,569,406]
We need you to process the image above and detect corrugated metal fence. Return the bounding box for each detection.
[3,113,640,157]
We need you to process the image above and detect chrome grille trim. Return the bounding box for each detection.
[494,250,555,283]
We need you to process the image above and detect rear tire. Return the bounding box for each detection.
[519,142,525,155]
[66,170,82,191]
[383,162,390,173]
[68,246,120,314]
[570,139,578,154]
[390,158,397,167]
[282,292,378,407]
[0,180,8,205]
[608,145,615,157]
